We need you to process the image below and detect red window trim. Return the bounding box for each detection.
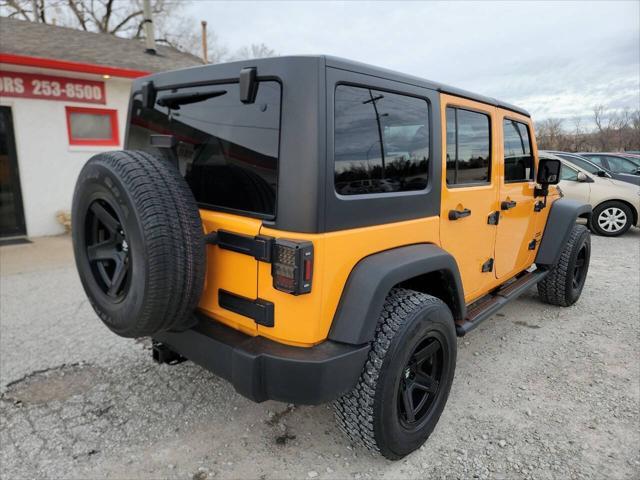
[0,53,150,79]
[65,106,120,146]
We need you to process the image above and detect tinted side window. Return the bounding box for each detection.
[446,107,491,185]
[127,81,281,217]
[334,85,429,195]
[503,119,534,182]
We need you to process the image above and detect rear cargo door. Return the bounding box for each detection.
[199,212,262,334]
[127,80,282,334]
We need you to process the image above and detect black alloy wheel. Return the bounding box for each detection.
[572,244,588,292]
[398,335,444,428]
[85,199,131,301]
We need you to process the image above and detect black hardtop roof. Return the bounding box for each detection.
[136,55,530,117]
[323,56,530,117]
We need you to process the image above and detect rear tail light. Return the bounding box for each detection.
[271,239,313,295]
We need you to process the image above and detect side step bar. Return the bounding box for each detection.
[456,269,548,336]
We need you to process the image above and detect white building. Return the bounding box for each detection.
[0,17,202,239]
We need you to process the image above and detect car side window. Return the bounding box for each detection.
[585,155,605,168]
[445,107,491,185]
[604,155,637,174]
[560,164,579,181]
[503,119,534,182]
[334,85,429,195]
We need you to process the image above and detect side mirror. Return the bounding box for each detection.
[537,158,561,185]
[577,172,592,183]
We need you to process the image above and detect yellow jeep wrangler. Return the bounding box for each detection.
[72,56,592,459]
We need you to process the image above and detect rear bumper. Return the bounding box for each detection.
[153,314,370,405]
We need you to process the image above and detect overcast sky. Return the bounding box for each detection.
[189,1,639,126]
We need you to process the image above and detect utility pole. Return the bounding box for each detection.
[142,0,156,54]
[31,0,39,22]
[201,21,209,63]
[363,91,388,177]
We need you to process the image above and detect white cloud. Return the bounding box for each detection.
[189,1,640,124]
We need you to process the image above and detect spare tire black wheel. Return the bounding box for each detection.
[72,150,206,338]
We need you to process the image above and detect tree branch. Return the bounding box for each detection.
[102,0,114,31]
[5,0,33,21]
[67,0,88,30]
[110,9,143,35]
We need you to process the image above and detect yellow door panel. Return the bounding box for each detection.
[495,112,539,278]
[494,182,537,277]
[439,95,499,303]
[258,217,440,346]
[198,210,262,335]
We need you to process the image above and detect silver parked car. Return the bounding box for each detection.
[540,152,640,237]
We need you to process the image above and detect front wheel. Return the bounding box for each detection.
[334,289,457,460]
[590,201,633,237]
[537,224,591,307]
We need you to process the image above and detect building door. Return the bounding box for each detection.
[0,106,26,238]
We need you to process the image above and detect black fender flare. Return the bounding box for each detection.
[328,244,465,345]
[536,198,592,266]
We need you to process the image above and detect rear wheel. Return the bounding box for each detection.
[72,150,205,338]
[537,224,590,307]
[590,201,633,237]
[334,289,456,459]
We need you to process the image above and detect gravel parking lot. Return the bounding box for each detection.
[1,230,639,480]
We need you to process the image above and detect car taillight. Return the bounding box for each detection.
[271,239,313,295]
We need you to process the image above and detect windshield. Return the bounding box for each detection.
[556,154,601,174]
[127,81,281,217]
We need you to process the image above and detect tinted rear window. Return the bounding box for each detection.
[334,85,429,195]
[127,81,281,217]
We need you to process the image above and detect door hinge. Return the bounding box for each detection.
[534,201,545,212]
[214,230,274,262]
[219,290,275,327]
[487,211,500,225]
[528,239,537,250]
[481,258,494,273]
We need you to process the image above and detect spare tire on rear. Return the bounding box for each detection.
[72,150,205,338]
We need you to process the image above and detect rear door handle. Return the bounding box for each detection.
[448,208,471,220]
[501,200,517,210]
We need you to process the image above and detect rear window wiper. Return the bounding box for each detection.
[156,90,227,109]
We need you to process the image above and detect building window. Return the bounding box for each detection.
[334,85,429,195]
[65,106,119,146]
[503,119,534,182]
[445,107,491,185]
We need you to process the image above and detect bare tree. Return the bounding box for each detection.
[230,43,276,61]
[1,0,165,36]
[0,0,276,62]
[537,106,640,152]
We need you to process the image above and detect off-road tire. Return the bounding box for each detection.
[589,201,633,237]
[72,150,205,338]
[537,224,590,307]
[334,288,457,460]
